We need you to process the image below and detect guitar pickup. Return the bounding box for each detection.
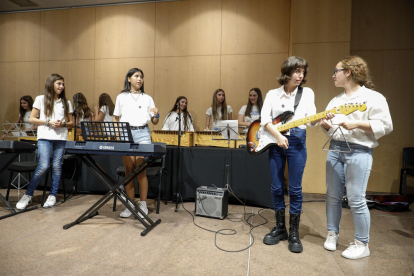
[256,131,260,140]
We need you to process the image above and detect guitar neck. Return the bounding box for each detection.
[276,108,335,132]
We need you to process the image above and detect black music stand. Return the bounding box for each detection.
[0,141,38,220]
[63,122,163,236]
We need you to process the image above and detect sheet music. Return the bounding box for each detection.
[215,120,239,140]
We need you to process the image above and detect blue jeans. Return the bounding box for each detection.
[268,127,307,214]
[326,140,373,244]
[25,139,66,197]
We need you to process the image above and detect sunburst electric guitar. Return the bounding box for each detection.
[246,103,367,155]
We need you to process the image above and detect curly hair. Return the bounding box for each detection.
[340,56,374,89]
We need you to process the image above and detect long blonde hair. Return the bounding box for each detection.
[211,89,228,121]
[340,56,374,89]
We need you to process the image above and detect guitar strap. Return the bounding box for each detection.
[293,86,303,112]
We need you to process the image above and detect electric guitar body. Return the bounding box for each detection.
[246,103,367,155]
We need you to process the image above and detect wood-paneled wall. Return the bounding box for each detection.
[291,0,352,194]
[1,0,412,194]
[351,0,414,193]
[0,0,290,133]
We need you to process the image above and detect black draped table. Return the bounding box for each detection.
[0,146,273,208]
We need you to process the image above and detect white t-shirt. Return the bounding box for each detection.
[238,105,260,133]
[322,86,393,148]
[206,105,233,128]
[33,95,73,141]
[162,112,194,131]
[113,92,155,126]
[100,105,114,122]
[19,111,33,129]
[79,110,94,123]
[238,105,260,123]
[261,86,317,129]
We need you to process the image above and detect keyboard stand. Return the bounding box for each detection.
[0,152,38,220]
[62,154,161,236]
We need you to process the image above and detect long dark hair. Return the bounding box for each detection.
[43,73,69,120]
[211,88,228,121]
[165,96,193,131]
[19,95,34,122]
[98,93,115,116]
[73,93,93,120]
[121,68,145,93]
[245,88,263,117]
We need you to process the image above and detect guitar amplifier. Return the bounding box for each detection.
[195,186,228,219]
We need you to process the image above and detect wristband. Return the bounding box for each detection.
[63,122,66,127]
[154,112,160,119]
[46,118,50,126]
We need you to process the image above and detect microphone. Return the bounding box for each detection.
[227,123,230,139]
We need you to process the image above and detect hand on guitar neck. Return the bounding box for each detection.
[247,103,367,155]
[320,112,335,131]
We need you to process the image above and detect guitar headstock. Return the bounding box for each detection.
[333,103,367,115]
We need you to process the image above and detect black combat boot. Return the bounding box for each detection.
[288,213,303,253]
[263,209,288,245]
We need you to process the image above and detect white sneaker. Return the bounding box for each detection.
[341,239,370,259]
[137,201,148,219]
[16,194,32,210]
[120,201,135,218]
[43,195,56,208]
[324,231,339,251]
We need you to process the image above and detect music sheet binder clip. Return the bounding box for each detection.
[322,125,351,153]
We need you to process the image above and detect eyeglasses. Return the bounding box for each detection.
[333,69,346,75]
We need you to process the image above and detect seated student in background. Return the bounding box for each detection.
[73,92,94,127]
[205,89,232,131]
[238,88,263,133]
[2,95,38,140]
[94,93,115,122]
[161,96,194,131]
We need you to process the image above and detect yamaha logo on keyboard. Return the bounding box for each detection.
[99,145,115,150]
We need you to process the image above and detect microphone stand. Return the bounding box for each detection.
[175,105,182,212]
[73,102,81,142]
[61,102,82,203]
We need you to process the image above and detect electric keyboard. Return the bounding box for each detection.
[65,141,166,157]
[0,140,37,153]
